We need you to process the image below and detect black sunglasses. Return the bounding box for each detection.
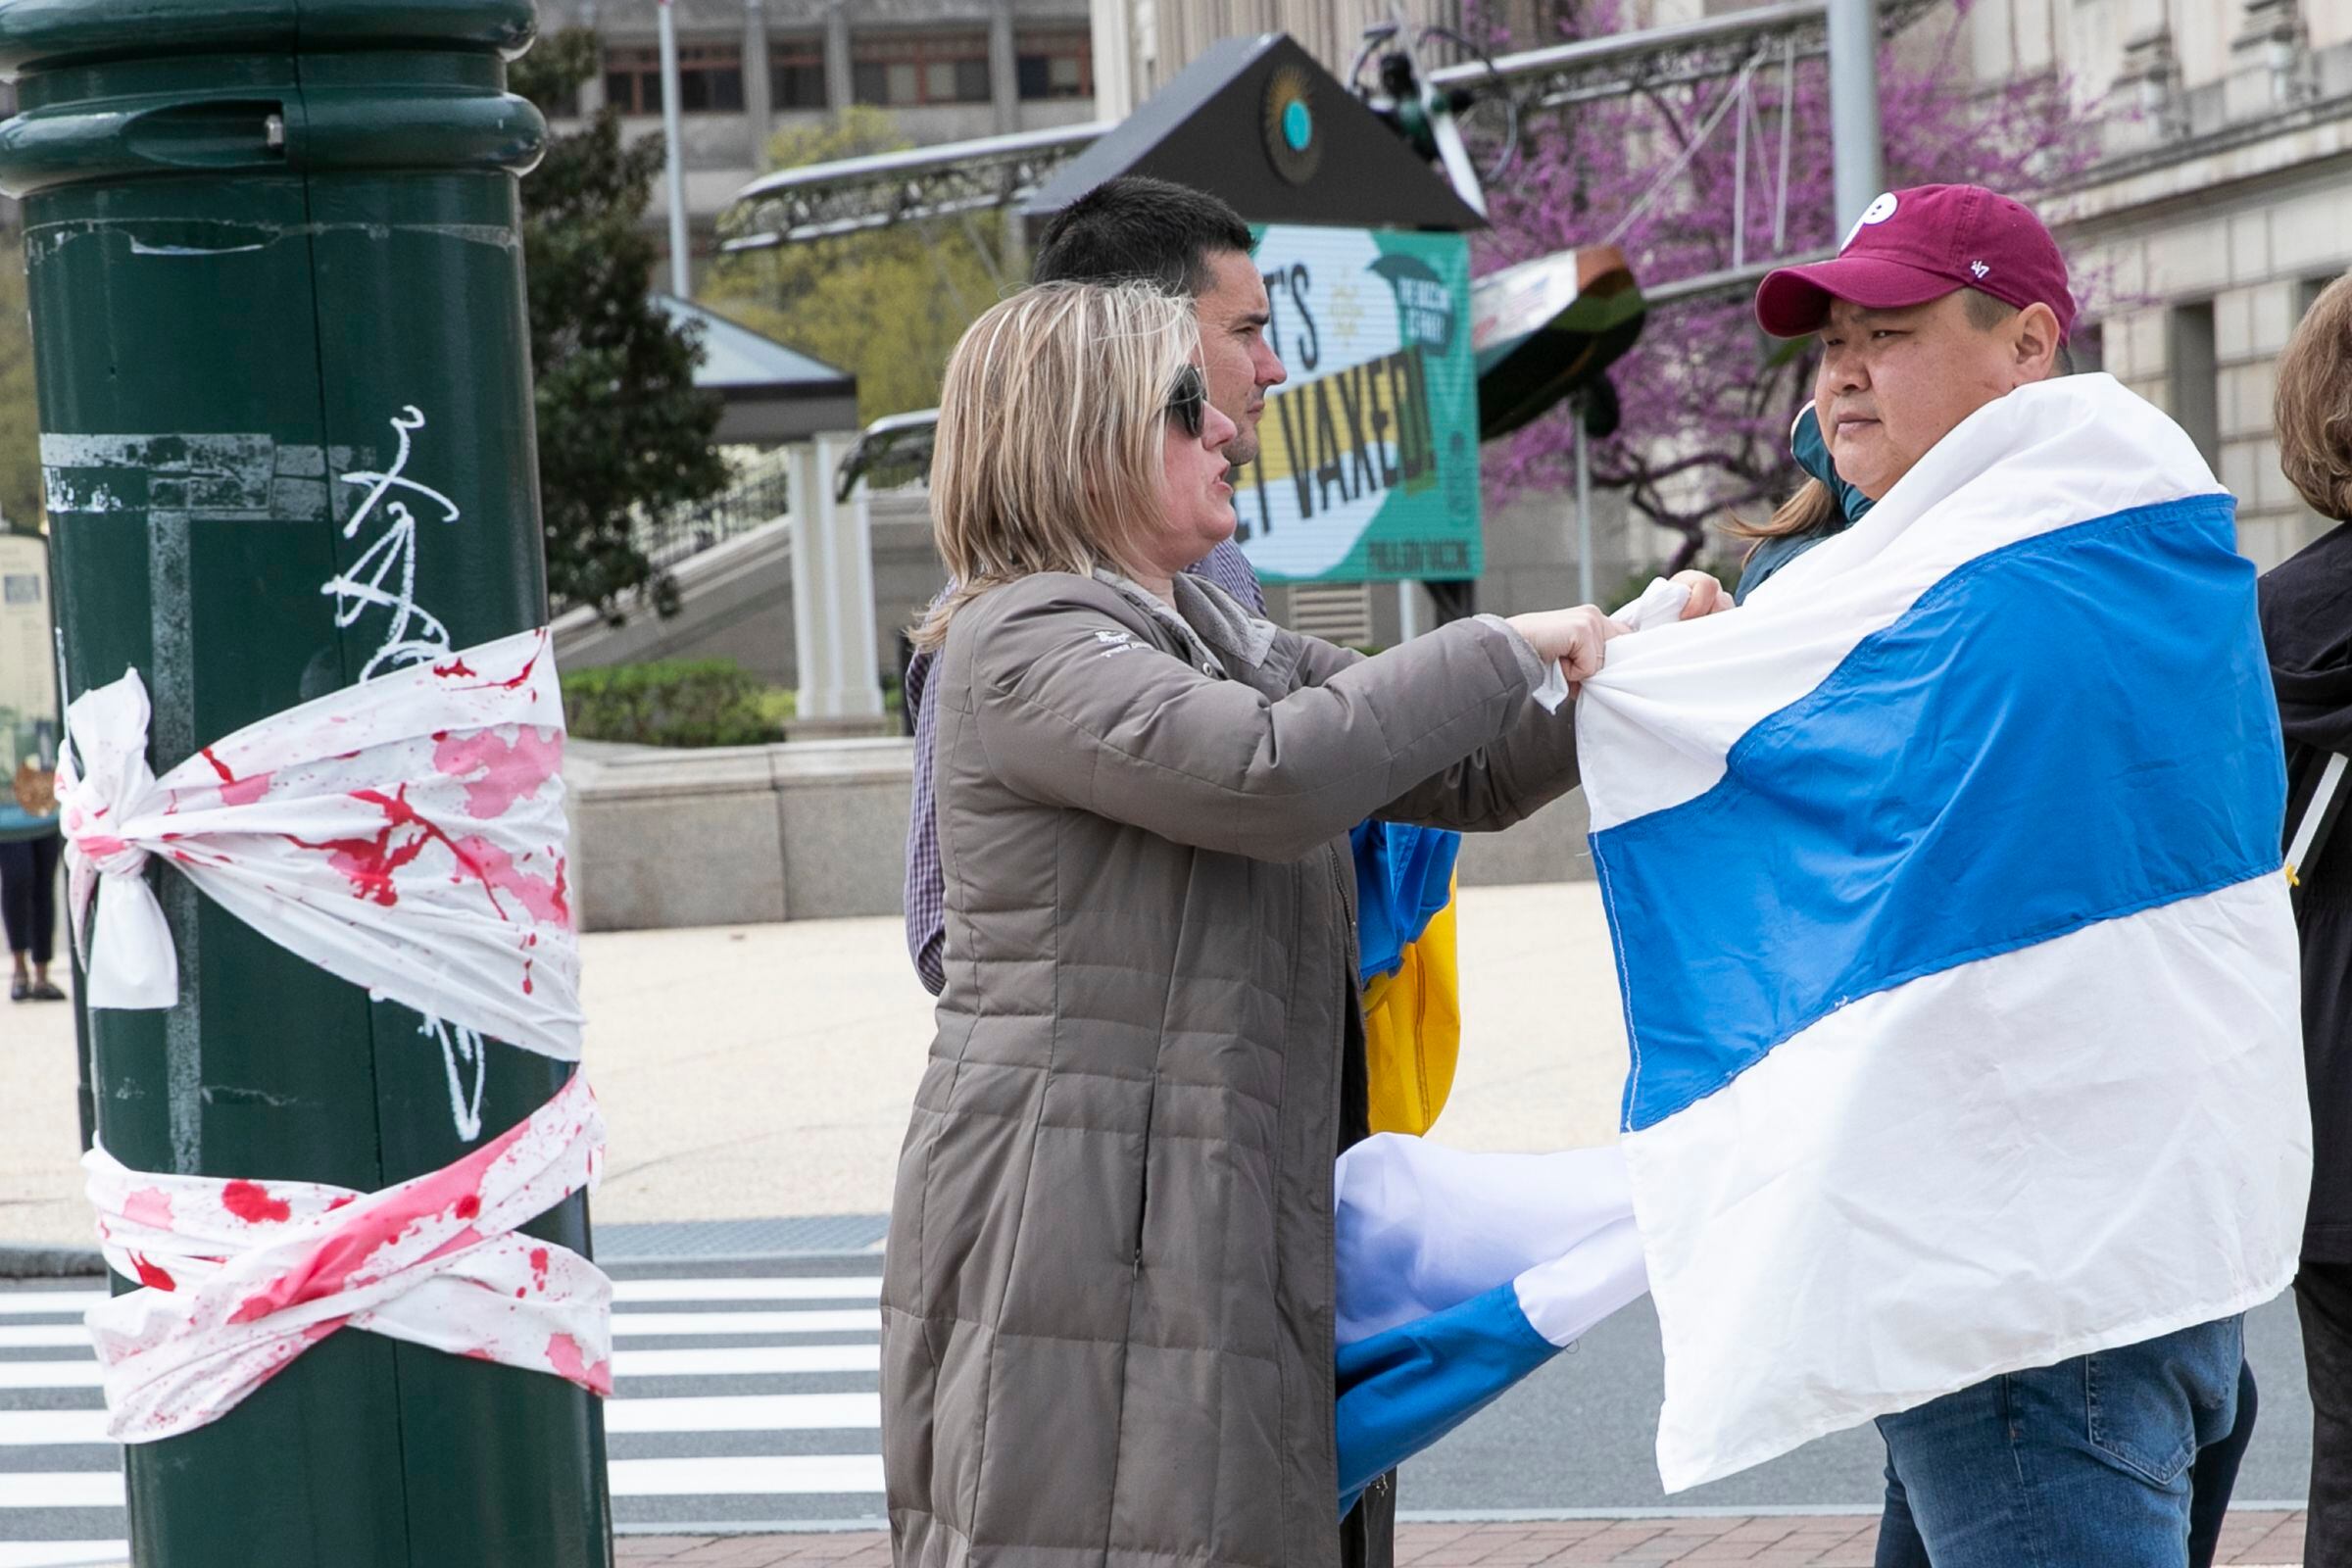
[1166,366,1207,439]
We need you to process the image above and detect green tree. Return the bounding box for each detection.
[510,28,727,620]
[0,240,43,530]
[706,107,1010,422]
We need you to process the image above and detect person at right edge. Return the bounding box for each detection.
[2267,270,2352,1568]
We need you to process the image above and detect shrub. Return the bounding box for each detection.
[562,660,791,749]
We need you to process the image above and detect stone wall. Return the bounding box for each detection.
[566,736,1597,932]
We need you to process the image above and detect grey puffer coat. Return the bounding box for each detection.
[882,570,1583,1568]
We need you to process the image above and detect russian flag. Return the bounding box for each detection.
[1575,372,2310,1491]
[1332,1136,1648,1514]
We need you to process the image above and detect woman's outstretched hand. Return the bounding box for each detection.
[1505,606,1622,687]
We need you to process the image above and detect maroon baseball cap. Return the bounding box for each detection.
[1754,183,2077,340]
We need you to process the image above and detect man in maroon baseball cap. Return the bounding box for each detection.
[1754,183,2077,504]
[1747,185,2265,1568]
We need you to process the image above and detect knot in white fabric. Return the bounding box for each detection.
[53,675,172,1005]
[83,1072,609,1444]
[56,627,583,1057]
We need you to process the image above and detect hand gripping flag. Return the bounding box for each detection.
[1332,1136,1649,1513]
[1577,373,2310,1491]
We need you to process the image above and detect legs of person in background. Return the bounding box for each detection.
[1874,1314,2244,1568]
[2300,1263,2352,1568]
[1872,1454,1931,1568]
[0,832,64,1001]
[2185,1360,2259,1568]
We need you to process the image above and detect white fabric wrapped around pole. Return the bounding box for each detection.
[82,1070,609,1444]
[55,627,582,1059]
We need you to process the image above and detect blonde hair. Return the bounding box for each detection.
[913,280,1201,650]
[2277,271,2352,522]
[1725,477,1841,542]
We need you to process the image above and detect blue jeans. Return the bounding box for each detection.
[1873,1314,2246,1568]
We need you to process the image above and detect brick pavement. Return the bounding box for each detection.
[613,1510,2310,1565]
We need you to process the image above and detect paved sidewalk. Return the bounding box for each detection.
[614,1512,2311,1565]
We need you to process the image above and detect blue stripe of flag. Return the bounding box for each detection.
[1335,1281,1562,1516]
[1597,495,2285,1134]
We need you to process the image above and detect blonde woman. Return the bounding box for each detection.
[880,280,1689,1567]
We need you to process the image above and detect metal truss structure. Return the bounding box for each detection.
[722,122,1110,252]
[722,0,1945,267]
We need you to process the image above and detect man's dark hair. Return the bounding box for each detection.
[1031,175,1254,296]
[1963,286,2076,375]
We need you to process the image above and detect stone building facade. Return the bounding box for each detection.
[1978,0,2351,568]
[539,0,1100,277]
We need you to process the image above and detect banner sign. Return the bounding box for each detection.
[1236,224,1481,584]
[0,531,58,843]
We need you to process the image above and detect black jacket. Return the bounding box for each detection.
[2260,523,2352,1260]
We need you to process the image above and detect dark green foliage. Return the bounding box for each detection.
[512,29,729,621]
[562,660,790,748]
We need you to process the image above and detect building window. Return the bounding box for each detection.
[2070,320,2104,376]
[2168,301,2220,468]
[2300,275,2336,320]
[772,38,827,110]
[604,42,746,116]
[851,32,992,107]
[1016,30,1092,100]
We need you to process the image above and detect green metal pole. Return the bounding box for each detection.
[0,5,612,1565]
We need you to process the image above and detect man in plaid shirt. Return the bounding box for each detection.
[901,176,1289,993]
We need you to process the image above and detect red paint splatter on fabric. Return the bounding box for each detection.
[529,1248,550,1293]
[454,1194,481,1220]
[450,837,569,925]
[122,1188,174,1230]
[291,786,564,926]
[439,636,546,696]
[432,726,563,819]
[302,1316,350,1345]
[544,1333,612,1396]
[433,658,478,679]
[326,1195,356,1211]
[130,1253,176,1292]
[78,834,130,861]
[199,748,273,808]
[221,1180,292,1224]
[225,1096,545,1325]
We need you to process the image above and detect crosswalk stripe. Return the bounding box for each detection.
[613,1344,878,1378]
[607,1454,884,1495]
[0,1543,128,1567]
[611,1277,881,1303]
[0,1396,895,1446]
[0,1279,884,1318]
[0,1330,88,1352]
[603,1393,879,1433]
[0,1412,109,1447]
[612,1309,878,1339]
[0,1298,102,1319]
[0,1343,885,1388]
[0,1364,104,1392]
[0,1473,122,1509]
[0,1454,891,1509]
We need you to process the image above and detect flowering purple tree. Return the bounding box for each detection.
[1474,2,2105,566]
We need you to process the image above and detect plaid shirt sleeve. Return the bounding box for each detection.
[1194,538,1266,613]
[903,641,947,997]
[905,544,1257,1001]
